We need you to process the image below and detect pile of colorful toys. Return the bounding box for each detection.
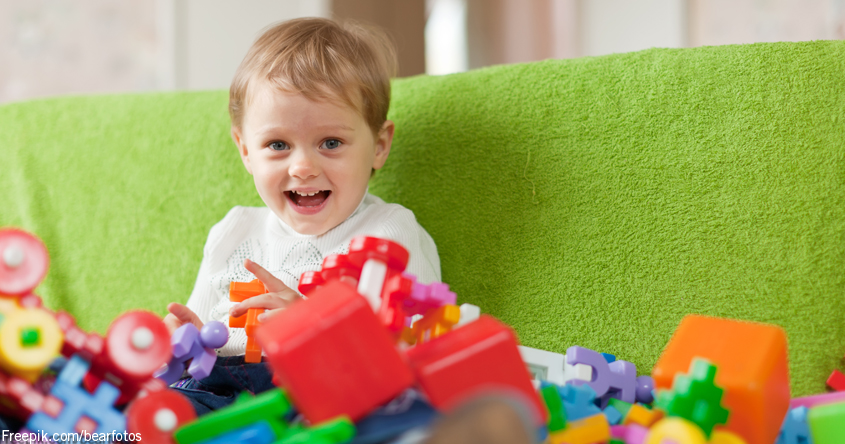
[1,227,845,443]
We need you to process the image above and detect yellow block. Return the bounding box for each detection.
[709,429,748,444]
[646,417,708,444]
[0,304,63,382]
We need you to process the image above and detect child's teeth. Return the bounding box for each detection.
[295,191,321,196]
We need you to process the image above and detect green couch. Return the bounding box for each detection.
[2,40,843,398]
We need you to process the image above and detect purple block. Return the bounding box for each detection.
[154,321,229,384]
[567,346,637,405]
[636,375,655,404]
[401,272,457,316]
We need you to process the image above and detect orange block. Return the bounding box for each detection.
[651,315,790,444]
[548,414,610,444]
[624,403,664,428]
[411,304,461,344]
[229,279,268,363]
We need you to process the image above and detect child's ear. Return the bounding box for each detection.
[372,120,394,170]
[231,126,253,175]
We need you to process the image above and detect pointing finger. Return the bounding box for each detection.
[244,259,290,294]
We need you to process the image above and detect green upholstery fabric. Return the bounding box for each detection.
[1,41,843,397]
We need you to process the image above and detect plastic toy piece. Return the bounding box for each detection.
[155,321,228,385]
[548,414,609,444]
[607,398,632,419]
[174,389,292,444]
[710,430,749,444]
[776,406,812,444]
[27,354,126,435]
[195,421,277,444]
[603,405,623,425]
[405,315,547,426]
[791,391,845,409]
[622,403,664,428]
[557,383,602,422]
[456,303,480,327]
[54,311,104,361]
[276,416,355,444]
[410,304,461,345]
[519,345,566,386]
[644,417,707,444]
[610,424,649,444]
[229,279,268,363]
[651,314,789,444]
[379,273,415,336]
[297,271,324,296]
[320,254,361,285]
[125,388,197,444]
[0,228,49,297]
[655,358,729,437]
[256,280,414,424]
[825,369,845,392]
[540,384,567,432]
[0,303,63,382]
[636,375,656,404]
[401,273,457,317]
[347,236,409,311]
[0,371,45,421]
[807,401,845,444]
[566,345,637,405]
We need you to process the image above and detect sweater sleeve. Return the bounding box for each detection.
[372,206,442,285]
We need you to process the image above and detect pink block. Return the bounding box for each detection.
[790,391,845,409]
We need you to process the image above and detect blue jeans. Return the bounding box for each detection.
[171,356,276,416]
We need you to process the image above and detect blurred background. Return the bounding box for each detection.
[1,0,844,105]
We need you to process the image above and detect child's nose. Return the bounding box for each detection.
[288,150,320,179]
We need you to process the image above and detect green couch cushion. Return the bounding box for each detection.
[1,40,843,396]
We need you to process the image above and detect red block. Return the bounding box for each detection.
[255,279,415,423]
[827,369,845,392]
[404,315,547,426]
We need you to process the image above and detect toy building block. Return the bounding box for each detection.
[776,407,811,444]
[0,370,45,421]
[276,416,355,444]
[610,424,649,444]
[297,270,324,296]
[607,398,632,419]
[410,304,461,345]
[81,310,173,405]
[405,315,547,426]
[457,303,480,327]
[636,375,656,404]
[125,388,197,444]
[651,314,790,444]
[174,389,292,444]
[655,358,729,437]
[623,403,664,428]
[807,401,845,444]
[557,382,602,421]
[603,404,623,425]
[540,384,567,432]
[519,346,566,386]
[791,391,845,409]
[320,253,361,285]
[548,414,609,444]
[255,280,415,424]
[27,354,126,435]
[194,421,277,444]
[644,417,707,444]
[401,273,456,317]
[155,321,228,385]
[229,279,268,363]
[347,236,409,311]
[566,345,637,405]
[826,369,845,392]
[0,302,63,382]
[54,310,104,361]
[710,430,749,444]
[379,273,415,336]
[0,228,49,297]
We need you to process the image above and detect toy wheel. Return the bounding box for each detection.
[105,311,172,379]
[0,229,49,296]
[126,389,197,443]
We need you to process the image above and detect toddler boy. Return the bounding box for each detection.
[162,17,441,415]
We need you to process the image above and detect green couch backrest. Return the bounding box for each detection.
[2,41,843,396]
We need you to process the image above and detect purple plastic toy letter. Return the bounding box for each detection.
[636,375,655,404]
[566,346,637,406]
[154,321,228,385]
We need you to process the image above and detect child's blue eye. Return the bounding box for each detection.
[322,139,342,150]
[269,141,288,151]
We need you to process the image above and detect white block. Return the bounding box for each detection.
[518,345,566,386]
[456,303,480,327]
[357,259,386,311]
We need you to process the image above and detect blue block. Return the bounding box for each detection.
[557,383,602,422]
[777,406,813,444]
[602,405,623,425]
[27,355,126,435]
[601,353,616,363]
[197,421,276,444]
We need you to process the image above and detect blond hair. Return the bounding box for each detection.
[229,18,398,134]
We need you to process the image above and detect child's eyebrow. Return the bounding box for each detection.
[254,123,355,135]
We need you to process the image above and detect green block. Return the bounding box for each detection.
[655,358,729,438]
[174,389,292,444]
[610,440,625,444]
[20,327,40,347]
[276,416,355,444]
[540,384,567,432]
[607,398,632,418]
[808,401,845,443]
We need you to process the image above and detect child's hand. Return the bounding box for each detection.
[163,303,204,335]
[229,259,302,322]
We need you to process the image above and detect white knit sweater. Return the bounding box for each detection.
[185,192,441,357]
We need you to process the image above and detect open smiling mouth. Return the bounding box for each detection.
[286,190,332,207]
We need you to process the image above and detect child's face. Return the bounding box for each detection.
[232,84,393,235]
